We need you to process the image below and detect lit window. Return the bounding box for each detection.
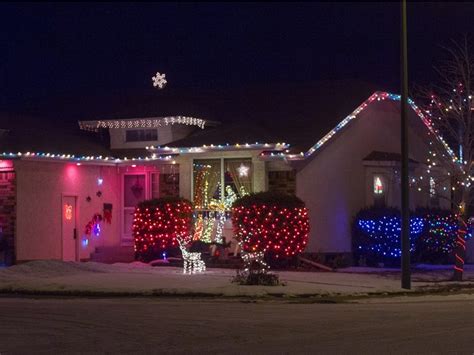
[193,158,252,210]
[374,176,384,195]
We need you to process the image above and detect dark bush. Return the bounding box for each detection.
[232,270,281,286]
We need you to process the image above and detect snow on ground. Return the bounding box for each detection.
[0,260,473,297]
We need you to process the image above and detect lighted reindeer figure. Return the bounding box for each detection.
[177,235,206,274]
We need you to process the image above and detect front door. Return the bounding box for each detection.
[122,174,147,245]
[62,196,77,261]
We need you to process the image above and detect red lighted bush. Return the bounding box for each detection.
[232,192,309,261]
[133,197,193,261]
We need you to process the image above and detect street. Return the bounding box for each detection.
[0,297,473,354]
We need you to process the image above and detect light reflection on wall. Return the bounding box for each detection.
[65,164,79,183]
[0,160,14,171]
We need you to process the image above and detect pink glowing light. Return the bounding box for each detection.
[0,160,13,171]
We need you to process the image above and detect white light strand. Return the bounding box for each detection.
[241,251,270,274]
[148,142,288,154]
[79,116,206,131]
[152,72,167,89]
[177,236,206,274]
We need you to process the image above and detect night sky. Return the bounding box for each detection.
[1,2,473,120]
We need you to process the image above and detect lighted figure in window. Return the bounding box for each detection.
[374,176,384,195]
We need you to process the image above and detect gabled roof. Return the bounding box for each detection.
[156,80,381,153]
[286,91,457,162]
[0,81,456,166]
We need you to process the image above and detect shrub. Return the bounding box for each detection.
[133,197,193,262]
[232,270,281,286]
[232,191,309,265]
[352,206,472,266]
[352,207,424,267]
[414,208,467,264]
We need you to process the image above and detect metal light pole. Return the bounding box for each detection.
[401,0,411,290]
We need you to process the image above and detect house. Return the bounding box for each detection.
[1,81,470,264]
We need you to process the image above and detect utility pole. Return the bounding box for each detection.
[401,0,411,290]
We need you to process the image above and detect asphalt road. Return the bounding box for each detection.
[0,297,473,354]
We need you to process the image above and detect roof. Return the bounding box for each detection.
[0,113,113,157]
[1,81,455,165]
[161,80,381,153]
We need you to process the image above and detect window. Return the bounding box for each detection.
[193,158,252,210]
[151,172,179,198]
[125,129,158,142]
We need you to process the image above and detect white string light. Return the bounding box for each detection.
[79,116,206,131]
[177,236,206,274]
[152,72,167,89]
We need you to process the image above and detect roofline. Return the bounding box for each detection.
[147,142,289,155]
[0,151,175,166]
[286,91,457,162]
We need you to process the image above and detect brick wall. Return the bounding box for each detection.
[268,170,296,195]
[0,171,15,263]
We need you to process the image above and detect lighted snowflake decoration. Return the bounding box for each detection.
[152,72,167,89]
[238,163,250,177]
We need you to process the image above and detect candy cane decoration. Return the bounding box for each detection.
[453,216,467,278]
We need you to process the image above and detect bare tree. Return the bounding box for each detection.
[414,37,474,281]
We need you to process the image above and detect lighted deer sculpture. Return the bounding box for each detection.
[177,236,206,274]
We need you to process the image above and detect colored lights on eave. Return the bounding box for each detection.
[147,142,289,154]
[300,91,456,161]
[1,151,174,164]
[2,92,456,164]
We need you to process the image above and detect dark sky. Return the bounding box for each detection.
[1,2,473,119]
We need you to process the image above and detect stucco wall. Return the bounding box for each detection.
[296,100,447,253]
[14,161,121,261]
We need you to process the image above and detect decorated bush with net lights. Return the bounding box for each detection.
[414,208,472,264]
[133,197,193,262]
[231,192,310,266]
[352,206,472,266]
[352,207,424,267]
